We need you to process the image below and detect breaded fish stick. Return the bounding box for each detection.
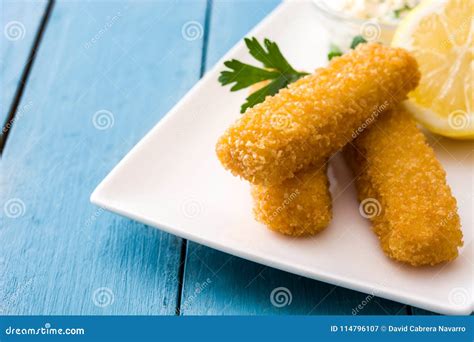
[344,107,463,266]
[216,43,420,185]
[251,164,332,236]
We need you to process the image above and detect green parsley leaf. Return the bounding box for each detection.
[219,37,308,113]
[244,37,299,74]
[327,44,343,61]
[241,74,290,113]
[218,60,280,91]
[350,35,368,49]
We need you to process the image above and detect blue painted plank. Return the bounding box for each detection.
[0,0,207,314]
[1,0,48,126]
[179,0,409,315]
[412,308,472,315]
[181,245,409,315]
[203,0,280,70]
[412,308,437,315]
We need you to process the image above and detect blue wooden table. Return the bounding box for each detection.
[1,0,431,315]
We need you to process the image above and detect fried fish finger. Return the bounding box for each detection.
[344,107,463,266]
[216,43,420,185]
[251,164,332,236]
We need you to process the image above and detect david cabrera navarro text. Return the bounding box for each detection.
[388,325,466,332]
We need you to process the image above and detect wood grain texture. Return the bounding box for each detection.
[1,0,48,127]
[0,0,206,314]
[181,244,411,315]
[179,0,410,315]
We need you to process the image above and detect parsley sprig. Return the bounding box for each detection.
[218,37,309,113]
[219,36,368,113]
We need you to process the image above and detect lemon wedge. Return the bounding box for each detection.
[392,0,473,139]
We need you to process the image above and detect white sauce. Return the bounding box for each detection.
[319,0,420,24]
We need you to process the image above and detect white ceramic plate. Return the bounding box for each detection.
[91,1,473,315]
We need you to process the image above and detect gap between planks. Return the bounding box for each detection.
[1,0,55,155]
[175,0,213,316]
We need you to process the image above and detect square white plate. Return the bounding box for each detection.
[91,1,473,315]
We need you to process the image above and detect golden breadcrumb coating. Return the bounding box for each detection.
[216,43,420,185]
[251,164,332,236]
[344,107,463,266]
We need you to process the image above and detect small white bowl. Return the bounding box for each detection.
[312,0,398,49]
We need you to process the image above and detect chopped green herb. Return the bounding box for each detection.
[328,35,369,61]
[327,44,343,61]
[218,37,308,113]
[394,5,412,18]
[350,35,368,49]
